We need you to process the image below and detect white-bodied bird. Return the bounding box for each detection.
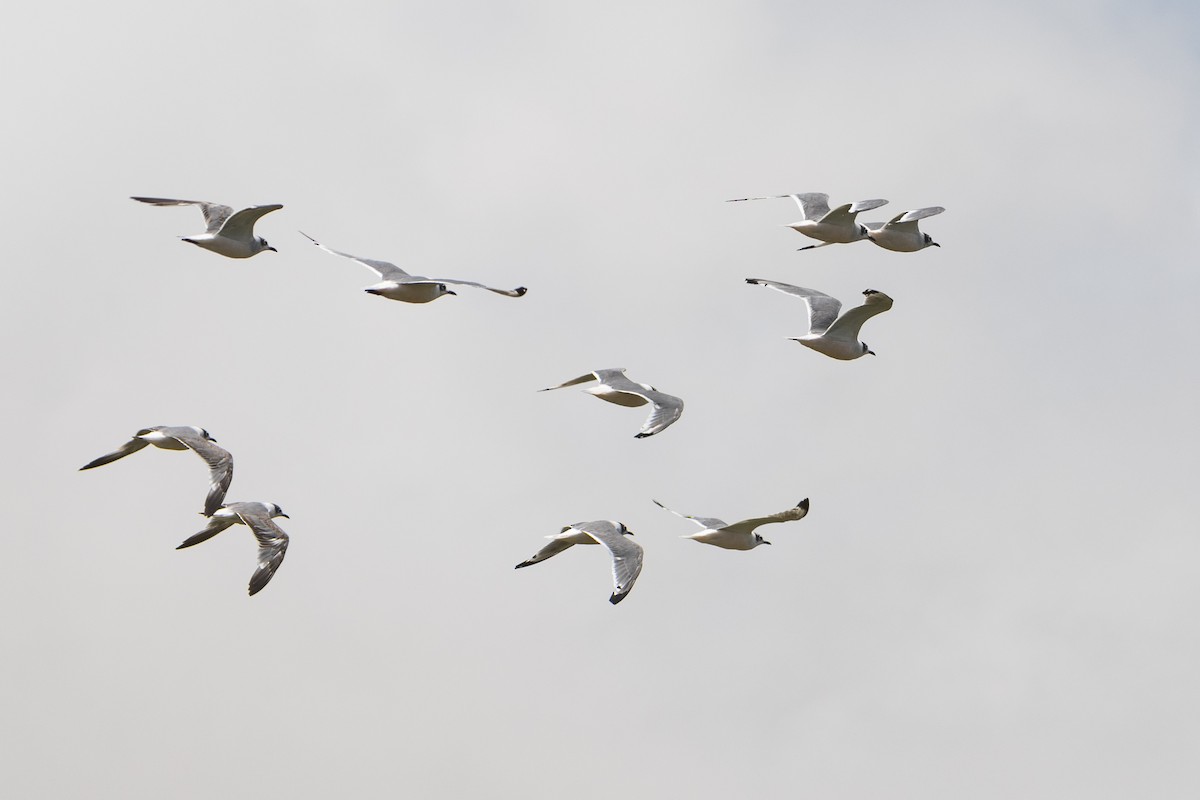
[541,368,684,438]
[727,192,888,249]
[652,498,809,550]
[300,232,527,303]
[746,279,894,360]
[866,206,944,252]
[176,501,291,596]
[515,520,643,604]
[131,197,282,258]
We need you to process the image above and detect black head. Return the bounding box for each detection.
[924,233,939,248]
[863,343,875,356]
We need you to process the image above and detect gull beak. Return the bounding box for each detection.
[867,350,876,356]
[931,242,940,248]
[279,513,290,519]
[763,540,772,546]
[266,246,278,252]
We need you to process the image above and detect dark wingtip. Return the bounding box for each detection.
[514,561,532,569]
[514,287,528,296]
[798,498,810,511]
[634,431,654,439]
[609,592,628,605]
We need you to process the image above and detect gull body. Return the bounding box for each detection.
[653,498,809,550]
[300,232,527,303]
[540,368,684,438]
[177,501,290,596]
[131,197,282,258]
[866,206,944,252]
[79,425,233,517]
[727,192,888,249]
[515,520,643,604]
[746,279,894,360]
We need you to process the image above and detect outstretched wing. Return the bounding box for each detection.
[171,431,234,517]
[217,204,283,241]
[539,371,605,392]
[721,499,810,536]
[745,279,842,335]
[234,505,290,596]
[176,515,236,549]
[131,197,233,233]
[651,499,726,531]
[406,277,527,298]
[576,521,643,605]
[823,290,894,344]
[880,206,944,233]
[514,537,576,568]
[300,232,411,280]
[79,437,149,470]
[599,372,683,437]
[725,192,831,221]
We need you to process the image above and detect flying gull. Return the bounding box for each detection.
[131,197,282,258]
[541,368,684,438]
[652,498,810,550]
[300,232,527,303]
[515,520,643,604]
[866,206,944,252]
[746,279,894,360]
[80,425,233,517]
[176,501,290,596]
[727,192,887,250]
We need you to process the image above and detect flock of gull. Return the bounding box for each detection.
[80,192,943,602]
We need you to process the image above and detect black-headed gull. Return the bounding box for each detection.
[300,232,527,303]
[176,501,290,596]
[727,192,888,249]
[131,197,282,258]
[80,426,233,517]
[540,368,684,438]
[515,520,643,604]
[652,498,809,550]
[746,279,894,360]
[866,206,944,252]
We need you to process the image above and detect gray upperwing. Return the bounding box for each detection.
[576,522,643,604]
[847,198,889,215]
[634,390,684,438]
[722,499,810,535]
[746,279,841,334]
[823,290,894,343]
[299,232,411,280]
[651,500,726,531]
[176,516,236,549]
[218,204,283,240]
[896,206,944,224]
[789,193,831,220]
[540,371,605,392]
[408,277,528,298]
[514,537,575,568]
[236,506,290,596]
[173,432,234,517]
[131,197,233,233]
[79,437,149,470]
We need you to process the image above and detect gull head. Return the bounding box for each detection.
[924,233,940,248]
[258,237,277,253]
[189,426,215,441]
[754,534,771,547]
[268,503,289,519]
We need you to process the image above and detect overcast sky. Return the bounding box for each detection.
[3,1,1200,797]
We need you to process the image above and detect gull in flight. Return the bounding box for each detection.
[746,279,894,360]
[540,368,684,438]
[866,206,944,252]
[652,498,809,550]
[131,197,282,258]
[300,232,527,303]
[727,192,888,250]
[515,520,643,604]
[80,426,233,517]
[176,501,290,596]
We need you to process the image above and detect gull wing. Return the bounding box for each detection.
[539,371,605,392]
[847,198,888,215]
[403,277,528,298]
[300,232,411,280]
[176,515,236,549]
[599,372,683,437]
[823,290,894,344]
[745,279,841,335]
[575,521,643,605]
[79,437,150,470]
[882,206,944,233]
[234,505,290,596]
[514,537,576,568]
[131,197,233,233]
[170,429,234,517]
[217,204,283,241]
[725,192,830,220]
[721,499,810,536]
[651,499,727,531]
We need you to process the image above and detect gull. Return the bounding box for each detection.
[515,520,643,604]
[866,206,944,252]
[746,279,893,360]
[176,502,290,596]
[540,368,684,438]
[652,498,809,550]
[80,426,233,517]
[300,232,527,303]
[131,197,282,258]
[726,192,888,250]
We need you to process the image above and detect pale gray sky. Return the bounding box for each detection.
[3,1,1200,797]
